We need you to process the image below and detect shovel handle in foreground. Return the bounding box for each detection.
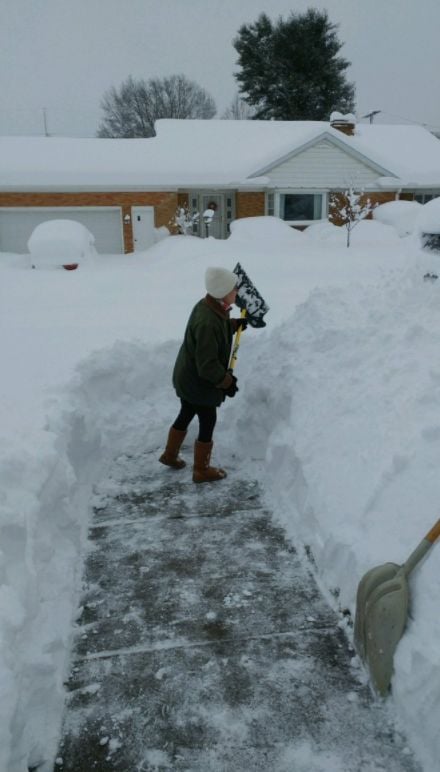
[402,518,440,577]
[229,309,247,372]
[426,519,440,543]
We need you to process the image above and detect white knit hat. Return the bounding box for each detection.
[205,267,237,299]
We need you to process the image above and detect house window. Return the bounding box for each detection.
[414,193,439,204]
[266,192,275,216]
[225,195,235,234]
[279,193,322,221]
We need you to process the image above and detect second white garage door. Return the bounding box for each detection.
[0,207,124,254]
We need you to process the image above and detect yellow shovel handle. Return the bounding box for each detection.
[229,308,247,372]
[426,519,440,544]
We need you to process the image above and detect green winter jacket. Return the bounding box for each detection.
[173,295,235,407]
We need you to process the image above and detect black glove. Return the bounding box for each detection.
[224,374,239,398]
[232,317,248,332]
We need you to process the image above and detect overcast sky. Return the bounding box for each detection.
[1,0,440,137]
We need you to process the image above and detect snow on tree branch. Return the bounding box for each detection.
[170,205,199,236]
[329,187,376,247]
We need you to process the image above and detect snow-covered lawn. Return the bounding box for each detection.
[1,218,439,771]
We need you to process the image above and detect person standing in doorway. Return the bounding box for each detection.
[159,266,247,483]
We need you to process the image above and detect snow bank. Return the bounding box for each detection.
[0,335,179,770]
[373,199,422,236]
[153,225,170,242]
[305,218,399,245]
[1,218,439,770]
[229,215,304,243]
[231,262,440,772]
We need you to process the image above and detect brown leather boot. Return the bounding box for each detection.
[159,427,187,469]
[192,440,226,483]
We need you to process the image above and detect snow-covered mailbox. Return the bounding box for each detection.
[27,219,96,269]
[416,197,440,252]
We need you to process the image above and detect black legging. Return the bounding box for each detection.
[173,399,217,443]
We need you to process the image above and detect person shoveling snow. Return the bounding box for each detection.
[159,265,268,481]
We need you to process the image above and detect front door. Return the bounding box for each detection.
[132,207,155,251]
[200,194,224,239]
[186,192,235,239]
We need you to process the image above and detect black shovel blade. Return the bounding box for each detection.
[233,262,269,328]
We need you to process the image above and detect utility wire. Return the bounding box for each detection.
[378,110,440,131]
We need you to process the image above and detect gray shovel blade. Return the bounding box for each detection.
[364,573,409,696]
[354,562,400,661]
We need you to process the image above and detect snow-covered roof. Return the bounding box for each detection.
[1,120,440,191]
[353,124,440,186]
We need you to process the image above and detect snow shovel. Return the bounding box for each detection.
[228,263,269,372]
[233,262,269,328]
[354,518,440,696]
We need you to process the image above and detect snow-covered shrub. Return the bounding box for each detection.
[171,205,199,236]
[422,233,440,251]
[329,187,376,247]
[27,219,96,269]
[415,196,440,251]
[373,199,422,237]
[229,216,304,244]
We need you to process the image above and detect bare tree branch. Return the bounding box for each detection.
[97,74,216,137]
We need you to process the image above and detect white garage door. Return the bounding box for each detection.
[0,207,124,254]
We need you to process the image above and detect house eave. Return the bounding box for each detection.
[0,183,180,194]
[0,178,270,194]
[3,180,439,196]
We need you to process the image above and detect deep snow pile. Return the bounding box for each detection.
[1,218,439,770]
[306,217,400,245]
[373,200,423,237]
[234,270,440,772]
[229,214,305,244]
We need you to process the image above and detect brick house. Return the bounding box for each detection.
[1,115,440,254]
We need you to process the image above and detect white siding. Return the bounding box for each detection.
[265,139,382,189]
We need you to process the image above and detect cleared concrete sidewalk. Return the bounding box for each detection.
[55,450,420,771]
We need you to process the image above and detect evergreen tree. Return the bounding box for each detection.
[97,74,216,138]
[233,9,355,120]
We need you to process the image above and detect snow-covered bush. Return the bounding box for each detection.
[171,205,199,236]
[27,219,96,269]
[415,196,440,251]
[330,188,376,247]
[373,199,422,237]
